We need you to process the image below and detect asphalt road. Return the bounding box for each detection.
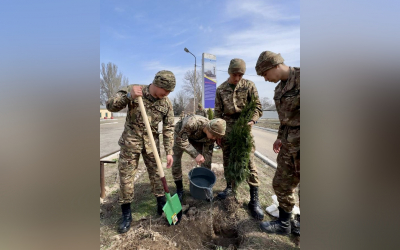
[252,126,278,162]
[100,117,278,162]
[100,118,125,157]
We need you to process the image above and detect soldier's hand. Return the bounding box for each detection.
[273,139,282,153]
[216,138,222,147]
[166,155,173,168]
[131,85,143,99]
[247,121,255,127]
[195,154,205,165]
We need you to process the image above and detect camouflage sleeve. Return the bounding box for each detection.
[175,118,200,159]
[277,124,284,140]
[214,89,223,118]
[106,89,129,112]
[162,99,175,156]
[249,81,263,122]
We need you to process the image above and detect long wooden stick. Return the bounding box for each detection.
[137,96,169,192]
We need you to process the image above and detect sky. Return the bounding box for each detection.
[100,0,300,102]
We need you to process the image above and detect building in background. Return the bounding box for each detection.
[100,105,127,119]
[100,105,112,119]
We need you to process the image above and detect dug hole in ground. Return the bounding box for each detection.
[100,143,300,250]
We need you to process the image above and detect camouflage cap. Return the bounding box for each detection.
[255,51,284,76]
[152,70,176,91]
[228,58,246,74]
[198,103,202,108]
[207,118,226,138]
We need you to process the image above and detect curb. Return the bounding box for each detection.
[255,150,277,169]
[100,150,120,161]
[253,126,278,133]
[99,149,278,169]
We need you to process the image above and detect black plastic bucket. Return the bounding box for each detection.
[188,167,216,200]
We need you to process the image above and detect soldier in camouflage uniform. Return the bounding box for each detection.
[106,70,176,234]
[214,58,264,221]
[195,103,207,118]
[255,51,300,236]
[180,111,185,120]
[171,116,226,201]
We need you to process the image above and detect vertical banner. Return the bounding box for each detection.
[202,53,217,109]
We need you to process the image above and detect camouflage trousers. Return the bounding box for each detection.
[221,123,259,187]
[117,134,163,205]
[172,139,213,181]
[273,144,300,213]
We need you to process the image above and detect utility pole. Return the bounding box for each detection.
[184,47,197,114]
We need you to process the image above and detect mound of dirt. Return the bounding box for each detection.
[101,148,300,249]
[108,225,179,250]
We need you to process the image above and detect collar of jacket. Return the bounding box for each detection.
[276,67,297,95]
[142,84,159,103]
[222,78,246,92]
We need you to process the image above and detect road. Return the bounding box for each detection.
[252,126,278,162]
[100,118,125,157]
[100,117,278,162]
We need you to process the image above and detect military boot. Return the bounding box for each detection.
[248,185,264,221]
[291,214,300,236]
[217,182,233,200]
[260,206,291,235]
[156,196,166,215]
[174,180,184,202]
[118,203,132,234]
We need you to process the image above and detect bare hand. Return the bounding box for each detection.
[166,155,173,168]
[131,85,143,99]
[195,154,205,165]
[216,138,222,147]
[273,139,282,153]
[247,121,255,127]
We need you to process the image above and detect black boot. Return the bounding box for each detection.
[174,180,184,202]
[248,185,264,221]
[156,196,166,215]
[291,214,300,236]
[217,182,233,200]
[118,203,132,234]
[260,206,291,235]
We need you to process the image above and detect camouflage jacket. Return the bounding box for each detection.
[214,78,263,124]
[195,109,207,118]
[175,115,213,158]
[106,84,175,155]
[274,67,300,150]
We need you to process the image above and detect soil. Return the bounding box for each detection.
[100,145,300,250]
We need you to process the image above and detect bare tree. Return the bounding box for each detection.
[100,62,128,105]
[260,97,272,110]
[182,70,202,111]
[171,90,189,116]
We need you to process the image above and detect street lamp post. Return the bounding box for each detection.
[184,47,196,114]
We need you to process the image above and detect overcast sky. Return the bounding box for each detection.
[101,0,300,101]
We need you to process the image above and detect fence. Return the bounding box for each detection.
[112,112,127,117]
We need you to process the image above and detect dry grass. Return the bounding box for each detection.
[100,143,300,250]
[255,118,280,130]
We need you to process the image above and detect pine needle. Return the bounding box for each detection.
[226,95,257,192]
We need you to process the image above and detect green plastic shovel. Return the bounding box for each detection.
[137,96,182,225]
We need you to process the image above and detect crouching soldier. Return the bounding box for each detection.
[106,70,176,234]
[172,115,226,201]
[195,103,207,118]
